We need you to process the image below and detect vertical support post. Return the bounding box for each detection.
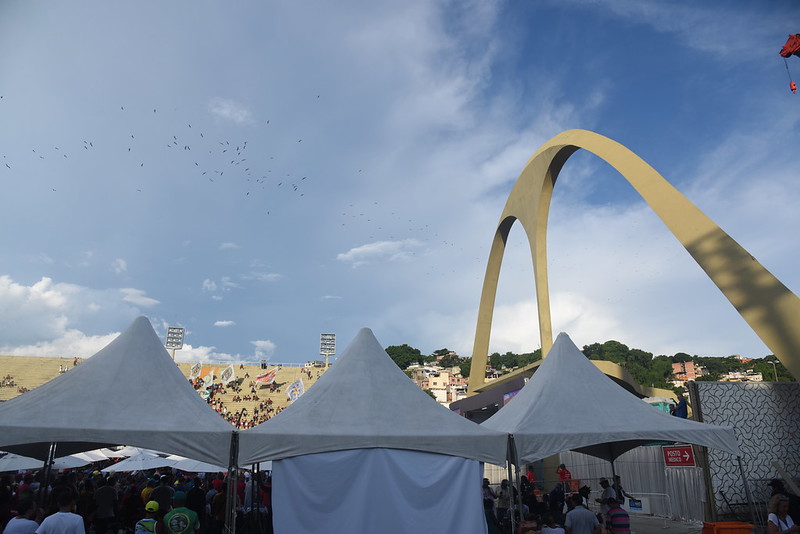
[37,442,57,508]
[224,432,239,534]
[506,436,516,534]
[737,456,757,527]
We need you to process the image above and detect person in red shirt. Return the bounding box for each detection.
[557,464,571,482]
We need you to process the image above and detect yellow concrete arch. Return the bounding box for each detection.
[468,129,800,393]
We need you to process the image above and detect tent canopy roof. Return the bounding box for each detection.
[238,328,508,464]
[481,332,740,463]
[0,317,234,465]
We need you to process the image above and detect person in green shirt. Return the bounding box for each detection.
[162,492,199,534]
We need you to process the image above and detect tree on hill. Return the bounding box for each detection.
[385,344,426,370]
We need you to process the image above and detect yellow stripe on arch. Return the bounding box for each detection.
[468,129,800,393]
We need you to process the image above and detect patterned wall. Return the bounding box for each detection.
[692,381,800,516]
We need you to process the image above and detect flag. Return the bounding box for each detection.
[220,364,236,384]
[255,367,278,385]
[189,363,201,379]
[286,378,305,402]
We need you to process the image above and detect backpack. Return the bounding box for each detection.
[135,518,158,533]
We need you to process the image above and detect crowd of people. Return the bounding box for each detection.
[481,466,633,534]
[0,465,273,534]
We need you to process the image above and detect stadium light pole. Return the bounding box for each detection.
[165,326,185,360]
[320,333,335,368]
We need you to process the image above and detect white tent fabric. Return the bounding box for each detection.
[238,327,507,464]
[0,453,43,472]
[166,455,230,473]
[0,317,236,465]
[482,332,741,463]
[103,451,175,472]
[272,448,488,534]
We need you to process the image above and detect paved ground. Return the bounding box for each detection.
[630,515,704,534]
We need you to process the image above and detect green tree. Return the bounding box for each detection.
[460,359,471,378]
[385,344,425,370]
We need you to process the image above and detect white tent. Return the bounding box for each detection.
[481,332,741,463]
[238,327,508,534]
[0,317,236,466]
[102,451,175,473]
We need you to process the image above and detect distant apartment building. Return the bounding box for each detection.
[721,370,763,382]
[671,361,706,387]
[407,365,469,406]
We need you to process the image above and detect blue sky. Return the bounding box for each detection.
[1,1,798,364]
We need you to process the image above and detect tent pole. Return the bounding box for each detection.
[224,431,239,534]
[514,439,524,527]
[251,463,259,534]
[507,435,516,534]
[736,456,757,526]
[37,442,56,508]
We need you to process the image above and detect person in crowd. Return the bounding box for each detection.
[557,464,572,483]
[150,476,175,516]
[595,479,616,518]
[93,477,117,534]
[605,498,630,534]
[611,476,634,506]
[565,494,600,534]
[671,393,688,418]
[768,494,800,534]
[769,480,800,521]
[482,478,497,505]
[75,478,94,532]
[526,467,536,483]
[210,484,227,534]
[185,478,206,534]
[163,492,199,534]
[541,513,566,534]
[35,491,84,534]
[135,501,163,534]
[549,483,566,524]
[483,499,501,534]
[496,479,511,524]
[1,475,15,529]
[2,498,40,534]
[119,484,145,531]
[141,479,157,505]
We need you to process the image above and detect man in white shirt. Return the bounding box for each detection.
[35,492,84,534]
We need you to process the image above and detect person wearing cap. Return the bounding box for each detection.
[595,479,616,517]
[163,492,199,534]
[134,501,164,534]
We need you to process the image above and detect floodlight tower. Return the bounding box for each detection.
[320,333,335,368]
[165,326,185,360]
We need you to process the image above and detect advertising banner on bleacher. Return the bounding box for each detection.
[220,364,236,384]
[286,378,305,402]
[255,367,278,385]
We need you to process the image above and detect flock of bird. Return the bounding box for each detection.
[0,95,479,267]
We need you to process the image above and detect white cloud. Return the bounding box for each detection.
[0,329,120,358]
[211,295,223,301]
[321,295,342,300]
[337,239,423,268]
[252,339,276,361]
[218,242,239,250]
[214,320,235,327]
[221,276,240,290]
[241,272,282,282]
[111,258,127,274]
[201,279,217,292]
[208,98,254,124]
[119,288,160,308]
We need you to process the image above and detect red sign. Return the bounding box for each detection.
[662,445,695,467]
